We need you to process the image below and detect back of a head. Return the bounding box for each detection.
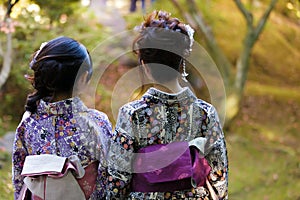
[26,36,93,113]
[133,10,193,83]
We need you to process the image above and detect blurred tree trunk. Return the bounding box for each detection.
[171,0,278,127]
[0,0,19,90]
[0,22,12,89]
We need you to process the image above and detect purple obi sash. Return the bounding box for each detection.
[131,141,211,192]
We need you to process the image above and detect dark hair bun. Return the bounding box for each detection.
[136,11,191,56]
[25,36,92,113]
[133,10,194,83]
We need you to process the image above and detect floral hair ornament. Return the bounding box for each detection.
[181,24,195,82]
[184,24,195,52]
[29,42,48,69]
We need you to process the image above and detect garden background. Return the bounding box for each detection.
[0,0,299,199]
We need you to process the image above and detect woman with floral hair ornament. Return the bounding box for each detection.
[106,11,228,199]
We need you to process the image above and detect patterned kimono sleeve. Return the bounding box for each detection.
[93,113,113,199]
[12,122,28,200]
[204,106,228,200]
[105,105,136,199]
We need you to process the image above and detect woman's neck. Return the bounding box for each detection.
[51,92,73,102]
[153,79,184,94]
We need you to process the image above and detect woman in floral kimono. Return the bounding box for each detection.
[105,11,228,199]
[12,36,112,199]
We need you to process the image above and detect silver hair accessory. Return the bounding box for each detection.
[181,59,189,82]
[29,42,48,69]
[181,24,194,82]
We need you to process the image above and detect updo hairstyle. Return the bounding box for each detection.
[25,36,93,113]
[133,10,192,83]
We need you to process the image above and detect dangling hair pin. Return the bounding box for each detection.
[181,59,189,82]
[181,24,195,82]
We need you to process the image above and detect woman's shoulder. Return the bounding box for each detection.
[118,99,147,116]
[84,109,112,135]
[87,109,111,123]
[194,98,216,114]
[15,111,36,134]
[194,98,223,128]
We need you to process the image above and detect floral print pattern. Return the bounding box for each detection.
[106,87,228,199]
[12,97,112,200]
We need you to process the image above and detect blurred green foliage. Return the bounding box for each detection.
[32,0,80,25]
[0,151,13,200]
[0,1,110,136]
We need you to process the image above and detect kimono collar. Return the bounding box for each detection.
[37,97,88,116]
[143,87,197,104]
